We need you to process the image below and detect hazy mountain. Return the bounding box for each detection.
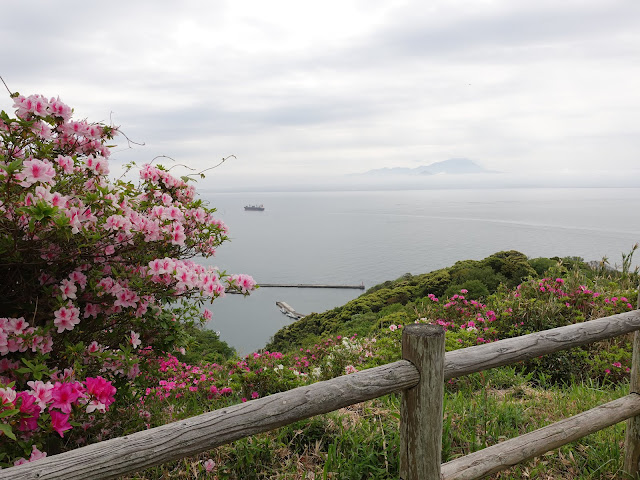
[361,158,494,176]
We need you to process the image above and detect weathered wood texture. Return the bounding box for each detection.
[441,394,640,480]
[624,289,640,477]
[400,324,445,480]
[2,361,419,480]
[445,309,640,380]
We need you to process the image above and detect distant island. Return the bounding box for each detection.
[359,158,495,176]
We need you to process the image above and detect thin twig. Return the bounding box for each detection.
[31,296,39,324]
[0,76,13,96]
[167,163,196,172]
[157,154,235,176]
[118,128,145,148]
[196,155,236,175]
[150,155,177,166]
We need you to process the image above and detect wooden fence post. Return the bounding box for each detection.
[624,286,640,478]
[400,324,445,480]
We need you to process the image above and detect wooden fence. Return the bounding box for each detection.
[4,308,640,479]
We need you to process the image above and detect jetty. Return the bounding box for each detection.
[260,283,365,290]
[275,301,305,320]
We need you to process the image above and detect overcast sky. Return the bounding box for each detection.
[2,0,639,190]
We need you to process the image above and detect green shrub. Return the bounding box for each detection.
[182,328,235,364]
[483,250,537,287]
[529,257,558,276]
[416,269,452,297]
[445,279,490,300]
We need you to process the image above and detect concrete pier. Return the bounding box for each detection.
[261,283,365,290]
[275,301,306,320]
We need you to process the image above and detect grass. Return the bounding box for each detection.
[121,368,634,479]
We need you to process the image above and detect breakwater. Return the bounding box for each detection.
[259,283,365,290]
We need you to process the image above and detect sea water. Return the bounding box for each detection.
[199,188,640,354]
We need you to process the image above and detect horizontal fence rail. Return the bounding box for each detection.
[3,361,420,480]
[441,393,640,480]
[444,309,640,380]
[4,309,640,479]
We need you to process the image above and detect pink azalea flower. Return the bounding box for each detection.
[0,358,20,373]
[50,410,72,437]
[49,97,72,120]
[16,391,41,431]
[115,289,140,309]
[228,274,256,293]
[0,386,17,407]
[84,156,109,175]
[60,278,77,300]
[204,459,215,472]
[69,270,88,288]
[29,445,47,463]
[17,158,56,187]
[54,154,74,174]
[128,363,141,379]
[129,331,141,349]
[85,377,116,413]
[84,376,116,410]
[170,223,186,245]
[51,381,84,413]
[27,380,54,411]
[53,303,81,333]
[83,303,101,319]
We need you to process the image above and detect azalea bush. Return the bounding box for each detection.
[116,336,370,437]
[0,93,255,465]
[390,279,635,383]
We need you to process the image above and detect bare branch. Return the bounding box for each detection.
[117,128,146,148]
[167,163,196,172]
[0,76,14,97]
[150,155,178,166]
[196,155,236,176]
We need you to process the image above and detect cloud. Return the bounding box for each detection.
[1,0,639,185]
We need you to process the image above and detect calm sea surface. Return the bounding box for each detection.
[199,188,640,354]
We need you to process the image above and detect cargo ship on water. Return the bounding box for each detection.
[244,204,265,211]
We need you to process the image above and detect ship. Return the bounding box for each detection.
[244,204,265,211]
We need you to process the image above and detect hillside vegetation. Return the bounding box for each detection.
[268,250,630,353]
[120,248,640,479]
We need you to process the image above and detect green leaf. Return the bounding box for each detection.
[0,424,16,440]
[5,159,23,175]
[21,358,34,368]
[30,201,58,221]
[53,214,71,227]
[0,408,19,419]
